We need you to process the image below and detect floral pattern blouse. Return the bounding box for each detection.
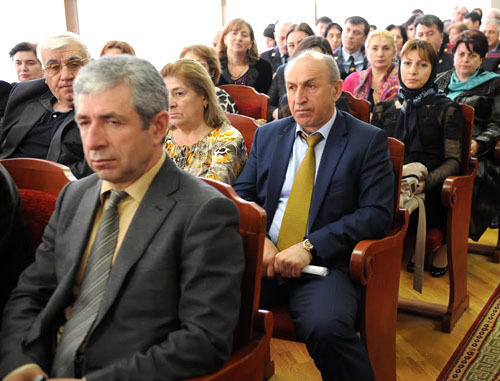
[164,122,247,185]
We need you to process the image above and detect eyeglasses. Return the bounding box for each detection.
[44,58,87,75]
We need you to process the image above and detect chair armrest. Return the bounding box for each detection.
[441,158,478,209]
[350,209,408,285]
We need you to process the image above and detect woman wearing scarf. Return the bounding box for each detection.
[343,29,399,110]
[372,39,463,277]
[436,30,500,240]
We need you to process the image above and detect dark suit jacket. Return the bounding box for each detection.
[0,158,245,380]
[260,46,287,74]
[233,112,394,269]
[0,79,91,179]
[335,46,369,80]
[482,45,500,73]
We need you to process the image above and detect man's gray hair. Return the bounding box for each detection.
[488,8,500,20]
[484,18,500,32]
[37,32,90,61]
[285,50,340,84]
[73,55,168,129]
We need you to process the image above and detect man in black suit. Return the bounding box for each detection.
[415,15,454,73]
[0,55,244,380]
[482,19,500,73]
[260,21,293,74]
[335,16,370,80]
[0,33,91,179]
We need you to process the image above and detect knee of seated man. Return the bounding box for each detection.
[299,314,357,345]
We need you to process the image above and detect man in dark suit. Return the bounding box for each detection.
[335,16,370,80]
[234,51,394,380]
[415,14,454,73]
[0,33,92,179]
[260,21,293,74]
[0,55,244,380]
[482,19,500,73]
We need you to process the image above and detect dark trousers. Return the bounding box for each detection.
[261,269,374,381]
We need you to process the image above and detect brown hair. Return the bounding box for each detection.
[100,40,136,57]
[180,44,222,85]
[400,39,438,68]
[217,18,259,65]
[161,58,227,128]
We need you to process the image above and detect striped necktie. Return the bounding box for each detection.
[277,132,323,251]
[52,189,128,376]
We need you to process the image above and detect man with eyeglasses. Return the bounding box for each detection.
[0,33,92,179]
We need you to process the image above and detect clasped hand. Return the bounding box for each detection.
[262,238,312,279]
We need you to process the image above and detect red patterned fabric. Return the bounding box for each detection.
[19,189,57,256]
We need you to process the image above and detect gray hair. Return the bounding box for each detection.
[73,55,168,129]
[487,8,500,20]
[37,32,90,62]
[484,18,500,32]
[285,50,340,84]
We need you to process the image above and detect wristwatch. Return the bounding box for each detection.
[302,238,317,260]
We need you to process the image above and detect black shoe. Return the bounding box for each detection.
[490,216,499,229]
[431,265,448,278]
[407,261,415,273]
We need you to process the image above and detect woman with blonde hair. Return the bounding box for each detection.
[161,59,247,184]
[180,44,237,113]
[216,18,273,93]
[343,29,399,109]
[100,40,136,56]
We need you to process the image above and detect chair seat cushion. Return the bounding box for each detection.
[404,228,444,253]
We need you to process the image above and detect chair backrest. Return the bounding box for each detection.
[219,84,269,120]
[387,137,404,214]
[201,178,267,350]
[0,158,71,255]
[226,113,258,153]
[459,103,475,173]
[344,91,370,123]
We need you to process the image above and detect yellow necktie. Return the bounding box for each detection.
[277,132,323,251]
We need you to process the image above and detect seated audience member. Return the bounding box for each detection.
[386,24,408,60]
[324,22,343,54]
[0,81,11,120]
[0,33,92,179]
[268,22,315,119]
[8,42,43,82]
[234,50,394,381]
[0,163,30,322]
[405,15,418,41]
[336,16,370,79]
[315,16,333,36]
[472,8,483,18]
[217,18,273,93]
[161,59,247,185]
[464,12,482,31]
[180,44,238,113]
[260,21,293,74]
[100,40,136,56]
[415,14,454,73]
[372,39,463,277]
[435,30,500,239]
[447,22,468,48]
[482,19,500,72]
[486,7,500,21]
[369,24,377,33]
[412,9,424,17]
[0,55,245,379]
[263,23,277,49]
[343,29,399,109]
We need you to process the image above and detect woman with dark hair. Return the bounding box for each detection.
[323,22,343,53]
[405,15,418,40]
[372,39,463,277]
[216,18,272,94]
[267,22,314,120]
[386,24,408,59]
[436,30,500,239]
[180,44,237,113]
[161,59,247,185]
[100,40,136,56]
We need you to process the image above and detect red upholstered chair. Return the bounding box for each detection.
[0,158,71,256]
[270,138,408,381]
[187,178,274,381]
[226,113,258,153]
[398,103,478,332]
[219,85,269,120]
[344,91,370,123]
[468,138,500,263]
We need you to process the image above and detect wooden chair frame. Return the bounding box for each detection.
[225,113,258,153]
[398,103,478,332]
[344,91,370,123]
[219,84,269,120]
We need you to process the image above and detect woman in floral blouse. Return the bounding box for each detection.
[161,58,247,185]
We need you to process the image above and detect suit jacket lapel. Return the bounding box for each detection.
[265,118,296,228]
[46,111,75,161]
[308,111,349,231]
[94,159,178,327]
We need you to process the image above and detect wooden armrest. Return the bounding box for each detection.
[254,309,273,335]
[441,160,477,208]
[350,209,408,285]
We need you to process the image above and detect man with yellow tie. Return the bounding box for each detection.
[234,50,394,381]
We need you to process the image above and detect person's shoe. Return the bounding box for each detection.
[407,261,415,273]
[431,265,448,277]
[490,216,499,229]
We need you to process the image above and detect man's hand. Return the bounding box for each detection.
[4,368,48,381]
[272,109,279,120]
[470,139,479,157]
[415,180,425,194]
[274,242,312,278]
[262,237,279,278]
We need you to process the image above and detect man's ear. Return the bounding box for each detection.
[150,110,169,144]
[332,79,344,102]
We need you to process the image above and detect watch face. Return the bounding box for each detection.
[303,239,314,250]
